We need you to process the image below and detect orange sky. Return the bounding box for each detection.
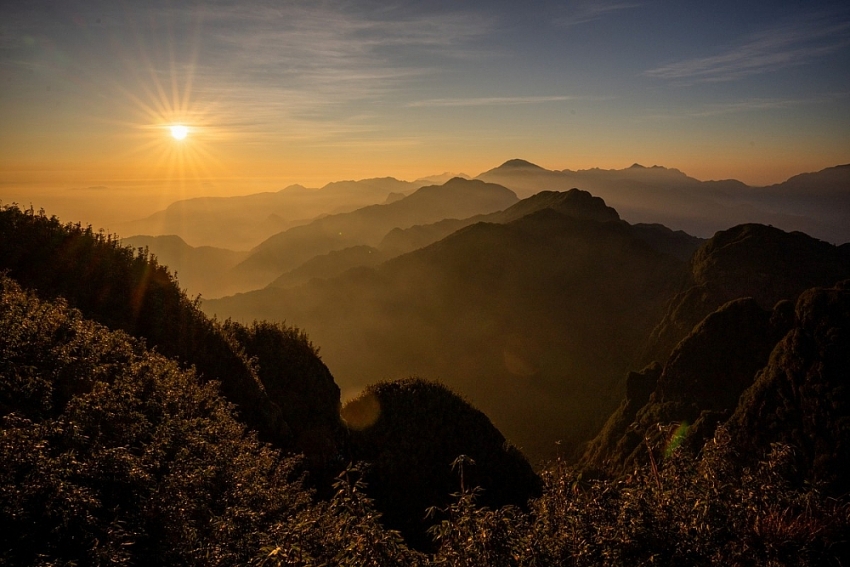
[2,1,848,229]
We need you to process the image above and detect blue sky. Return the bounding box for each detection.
[1,0,848,222]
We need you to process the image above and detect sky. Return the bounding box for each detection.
[1,0,849,226]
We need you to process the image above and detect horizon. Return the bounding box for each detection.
[2,0,849,229]
[2,158,848,232]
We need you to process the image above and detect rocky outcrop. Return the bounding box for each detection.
[583,298,792,473]
[727,281,850,494]
[644,224,850,365]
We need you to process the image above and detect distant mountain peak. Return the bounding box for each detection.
[497,159,546,170]
[629,163,646,169]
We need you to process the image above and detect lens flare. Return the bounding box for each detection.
[341,391,381,431]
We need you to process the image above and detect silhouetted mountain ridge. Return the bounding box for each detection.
[645,223,850,364]
[582,224,850,485]
[116,177,420,250]
[230,177,518,289]
[478,160,850,243]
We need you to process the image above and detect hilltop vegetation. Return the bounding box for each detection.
[0,205,343,468]
[3,274,847,565]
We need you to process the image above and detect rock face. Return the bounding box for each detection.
[644,224,850,365]
[341,378,541,550]
[583,298,792,473]
[584,280,850,497]
[727,281,850,494]
[582,224,850,475]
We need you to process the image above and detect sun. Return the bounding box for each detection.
[170,124,188,140]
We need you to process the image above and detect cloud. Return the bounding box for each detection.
[554,1,641,27]
[638,92,849,121]
[646,14,850,83]
[408,95,579,108]
[169,2,497,139]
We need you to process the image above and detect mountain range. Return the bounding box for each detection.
[118,161,848,302]
[478,160,850,244]
[205,195,691,462]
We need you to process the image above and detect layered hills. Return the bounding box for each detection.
[229,177,519,290]
[114,177,420,250]
[206,196,689,462]
[4,166,850,563]
[120,234,249,298]
[0,203,542,557]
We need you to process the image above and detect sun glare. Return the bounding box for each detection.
[170,125,188,140]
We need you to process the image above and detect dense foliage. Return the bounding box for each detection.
[0,205,345,463]
[342,379,541,549]
[5,272,847,565]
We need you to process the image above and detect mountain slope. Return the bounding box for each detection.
[206,206,685,462]
[644,223,850,365]
[231,177,518,290]
[0,205,344,465]
[0,275,308,565]
[582,280,850,499]
[380,189,703,260]
[727,281,850,495]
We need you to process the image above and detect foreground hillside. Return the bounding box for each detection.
[3,274,847,565]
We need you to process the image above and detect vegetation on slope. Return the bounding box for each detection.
[0,275,308,564]
[342,378,541,549]
[0,205,343,467]
[644,223,850,365]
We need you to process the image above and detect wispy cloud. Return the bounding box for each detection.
[638,92,849,121]
[646,14,850,83]
[554,1,641,27]
[177,2,497,140]
[408,95,580,108]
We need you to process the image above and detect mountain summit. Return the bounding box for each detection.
[489,158,547,171]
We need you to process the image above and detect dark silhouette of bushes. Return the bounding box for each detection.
[341,378,541,549]
[0,276,309,565]
[3,274,847,565]
[223,320,345,480]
